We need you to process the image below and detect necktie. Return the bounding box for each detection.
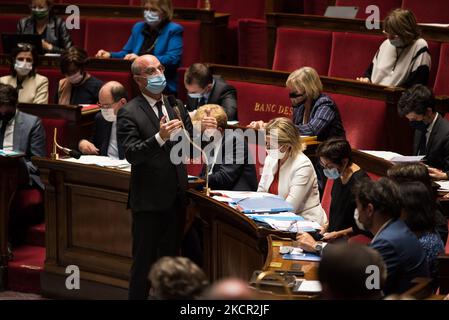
[0,120,8,149]
[417,130,427,156]
[198,97,206,107]
[155,101,164,121]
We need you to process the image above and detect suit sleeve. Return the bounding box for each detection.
[33,76,49,104]
[370,239,399,289]
[155,26,183,68]
[285,163,314,213]
[443,136,449,175]
[117,106,162,165]
[219,86,238,121]
[29,117,47,158]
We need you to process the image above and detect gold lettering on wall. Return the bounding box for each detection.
[253,103,293,117]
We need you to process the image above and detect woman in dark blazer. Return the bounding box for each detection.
[17,0,73,54]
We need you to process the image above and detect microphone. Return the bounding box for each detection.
[167,95,211,196]
[51,128,82,160]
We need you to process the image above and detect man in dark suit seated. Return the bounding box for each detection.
[117,54,193,300]
[184,63,238,121]
[296,178,429,295]
[192,104,257,191]
[78,81,128,159]
[397,84,449,179]
[0,83,46,188]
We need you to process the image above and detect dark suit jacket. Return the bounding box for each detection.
[89,112,125,159]
[414,114,449,174]
[17,15,73,54]
[117,94,192,212]
[370,219,429,295]
[186,75,237,121]
[12,111,46,188]
[202,131,258,191]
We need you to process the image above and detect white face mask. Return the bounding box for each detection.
[14,60,33,76]
[101,108,117,122]
[67,72,84,85]
[354,208,366,231]
[267,148,287,160]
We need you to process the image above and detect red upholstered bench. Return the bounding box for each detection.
[36,68,62,104]
[273,28,333,74]
[0,15,22,53]
[175,20,201,67]
[67,17,86,49]
[84,17,140,57]
[60,0,130,4]
[226,80,291,126]
[89,70,136,99]
[248,142,266,182]
[433,43,449,96]
[427,40,441,89]
[335,0,401,20]
[328,93,388,150]
[41,118,69,157]
[238,19,268,69]
[303,0,329,15]
[328,32,384,80]
[402,0,449,23]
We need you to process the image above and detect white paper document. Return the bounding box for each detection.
[294,280,322,293]
[436,180,449,192]
[263,219,322,232]
[61,156,130,168]
[360,150,424,163]
[212,190,277,201]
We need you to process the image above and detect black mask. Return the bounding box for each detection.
[0,112,15,123]
[409,120,428,132]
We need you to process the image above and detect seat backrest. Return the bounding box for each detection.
[328,93,388,150]
[321,178,334,220]
[226,80,291,126]
[208,0,266,21]
[402,0,449,24]
[84,17,140,57]
[238,19,268,69]
[335,0,401,19]
[0,15,22,53]
[328,32,384,79]
[60,0,130,4]
[433,43,449,96]
[67,17,86,49]
[427,40,441,89]
[174,20,201,67]
[273,28,333,74]
[37,68,62,104]
[248,142,266,182]
[89,70,136,100]
[303,0,329,15]
[41,118,69,157]
[172,0,201,7]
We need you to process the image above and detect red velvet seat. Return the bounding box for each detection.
[335,0,401,19]
[328,93,388,150]
[89,70,136,99]
[175,20,201,67]
[177,67,188,102]
[41,118,69,157]
[303,0,328,15]
[238,19,268,68]
[426,40,441,89]
[433,43,449,96]
[36,68,62,104]
[172,0,201,7]
[60,0,130,4]
[328,32,384,79]
[0,15,22,53]
[272,28,333,74]
[67,17,86,49]
[402,0,449,23]
[84,18,140,57]
[321,178,334,220]
[226,80,291,126]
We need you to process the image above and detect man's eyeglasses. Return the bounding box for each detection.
[97,102,116,109]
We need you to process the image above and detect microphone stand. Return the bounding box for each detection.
[51,128,82,160]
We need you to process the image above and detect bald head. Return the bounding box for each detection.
[98,81,128,115]
[131,55,166,97]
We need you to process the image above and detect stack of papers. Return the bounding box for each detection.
[61,156,131,169]
[361,150,425,163]
[0,149,21,157]
[293,280,322,293]
[436,180,449,192]
[246,213,321,232]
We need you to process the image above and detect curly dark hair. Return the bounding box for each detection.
[397,84,435,117]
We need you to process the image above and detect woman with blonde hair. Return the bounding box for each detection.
[357,9,431,87]
[95,0,183,94]
[258,117,327,226]
[249,66,345,143]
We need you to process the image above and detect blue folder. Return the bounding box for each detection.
[235,196,294,214]
[283,253,321,262]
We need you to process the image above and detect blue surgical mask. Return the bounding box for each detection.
[390,38,405,48]
[144,10,161,26]
[323,167,341,180]
[146,74,166,94]
[188,93,203,99]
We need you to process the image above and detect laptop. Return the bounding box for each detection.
[1,33,43,54]
[324,6,359,19]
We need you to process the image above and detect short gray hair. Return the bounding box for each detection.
[131,60,143,75]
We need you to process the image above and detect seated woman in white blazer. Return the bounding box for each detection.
[258,117,328,226]
[0,43,48,104]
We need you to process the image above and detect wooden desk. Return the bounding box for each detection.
[0,5,229,64]
[0,154,25,290]
[18,103,100,150]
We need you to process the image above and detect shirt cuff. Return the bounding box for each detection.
[155,132,166,147]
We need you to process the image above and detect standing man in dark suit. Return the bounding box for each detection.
[184,63,238,121]
[117,54,192,300]
[192,104,257,191]
[0,83,46,188]
[397,84,449,179]
[78,81,128,159]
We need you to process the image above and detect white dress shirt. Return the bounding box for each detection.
[0,110,18,151]
[107,121,119,159]
[426,112,439,144]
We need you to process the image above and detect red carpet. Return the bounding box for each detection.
[8,245,45,294]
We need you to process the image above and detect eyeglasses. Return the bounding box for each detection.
[97,101,116,109]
